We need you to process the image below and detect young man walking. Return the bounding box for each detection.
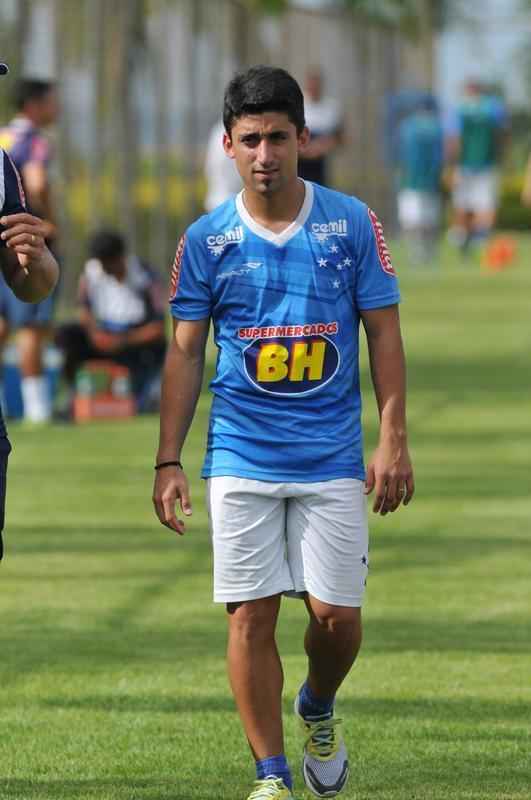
[153,65,414,800]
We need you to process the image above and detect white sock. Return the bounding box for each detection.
[21,375,51,422]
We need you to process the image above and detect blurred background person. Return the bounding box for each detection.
[204,119,242,212]
[521,151,531,209]
[54,229,166,418]
[396,94,444,266]
[446,79,509,255]
[298,66,344,186]
[0,78,59,422]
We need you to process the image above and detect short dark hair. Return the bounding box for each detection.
[223,65,305,135]
[88,230,127,262]
[13,79,56,111]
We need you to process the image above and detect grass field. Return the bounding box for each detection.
[1,239,530,800]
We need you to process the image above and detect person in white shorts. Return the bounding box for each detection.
[153,66,414,800]
[396,96,444,266]
[446,80,509,253]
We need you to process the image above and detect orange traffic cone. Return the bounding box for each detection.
[481,236,517,273]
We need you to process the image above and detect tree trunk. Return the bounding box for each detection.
[151,0,171,272]
[110,0,143,250]
[87,0,106,233]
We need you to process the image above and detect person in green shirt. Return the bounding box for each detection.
[447,80,509,254]
[396,96,444,265]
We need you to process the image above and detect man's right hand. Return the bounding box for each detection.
[152,465,192,535]
[90,329,126,352]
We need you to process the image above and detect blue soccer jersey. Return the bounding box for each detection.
[170,181,400,482]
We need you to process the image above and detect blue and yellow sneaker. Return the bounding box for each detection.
[294,695,349,797]
[246,776,294,800]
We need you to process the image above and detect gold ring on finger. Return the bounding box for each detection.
[31,234,36,244]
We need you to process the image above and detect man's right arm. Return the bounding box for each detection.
[152,316,210,535]
[20,139,57,241]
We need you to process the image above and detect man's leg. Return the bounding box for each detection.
[227,594,284,759]
[54,323,95,386]
[294,598,360,797]
[472,208,496,243]
[0,316,10,411]
[287,479,368,797]
[303,596,361,702]
[0,442,11,561]
[0,317,10,351]
[116,340,166,410]
[227,595,294,795]
[207,477,295,796]
[18,325,51,422]
[53,323,97,419]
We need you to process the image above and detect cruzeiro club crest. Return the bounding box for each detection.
[239,322,340,397]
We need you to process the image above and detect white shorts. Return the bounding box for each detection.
[206,477,369,607]
[398,189,441,229]
[452,169,499,214]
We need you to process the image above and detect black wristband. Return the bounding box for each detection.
[154,460,183,471]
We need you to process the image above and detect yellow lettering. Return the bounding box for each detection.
[257,344,289,382]
[289,341,326,381]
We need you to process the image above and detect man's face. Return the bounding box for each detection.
[32,89,59,126]
[101,255,127,281]
[223,112,309,197]
[305,73,322,101]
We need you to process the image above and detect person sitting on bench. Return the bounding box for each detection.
[55,229,166,415]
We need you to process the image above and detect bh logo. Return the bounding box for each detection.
[243,336,340,396]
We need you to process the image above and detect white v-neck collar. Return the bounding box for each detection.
[236,179,314,247]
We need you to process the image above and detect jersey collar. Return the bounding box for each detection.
[236,179,314,247]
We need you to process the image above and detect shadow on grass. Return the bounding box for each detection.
[7,524,530,584]
[0,777,222,800]
[5,524,210,557]
[364,616,531,654]
[339,695,531,727]
[42,692,236,714]
[2,606,530,690]
[371,353,531,397]
[39,690,531,729]
[371,530,531,567]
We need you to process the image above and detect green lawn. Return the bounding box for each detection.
[1,239,530,800]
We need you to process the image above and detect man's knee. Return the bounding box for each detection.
[227,595,281,644]
[307,596,362,639]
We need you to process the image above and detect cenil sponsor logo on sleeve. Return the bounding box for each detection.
[239,322,340,396]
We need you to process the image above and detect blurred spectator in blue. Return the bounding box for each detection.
[446,80,509,253]
[521,152,531,209]
[54,230,166,416]
[396,95,444,265]
[298,67,344,186]
[0,78,60,422]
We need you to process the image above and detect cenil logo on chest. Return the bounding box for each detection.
[241,325,340,396]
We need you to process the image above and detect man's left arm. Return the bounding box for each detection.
[0,152,58,302]
[0,212,59,303]
[125,320,165,346]
[361,304,414,516]
[123,266,166,346]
